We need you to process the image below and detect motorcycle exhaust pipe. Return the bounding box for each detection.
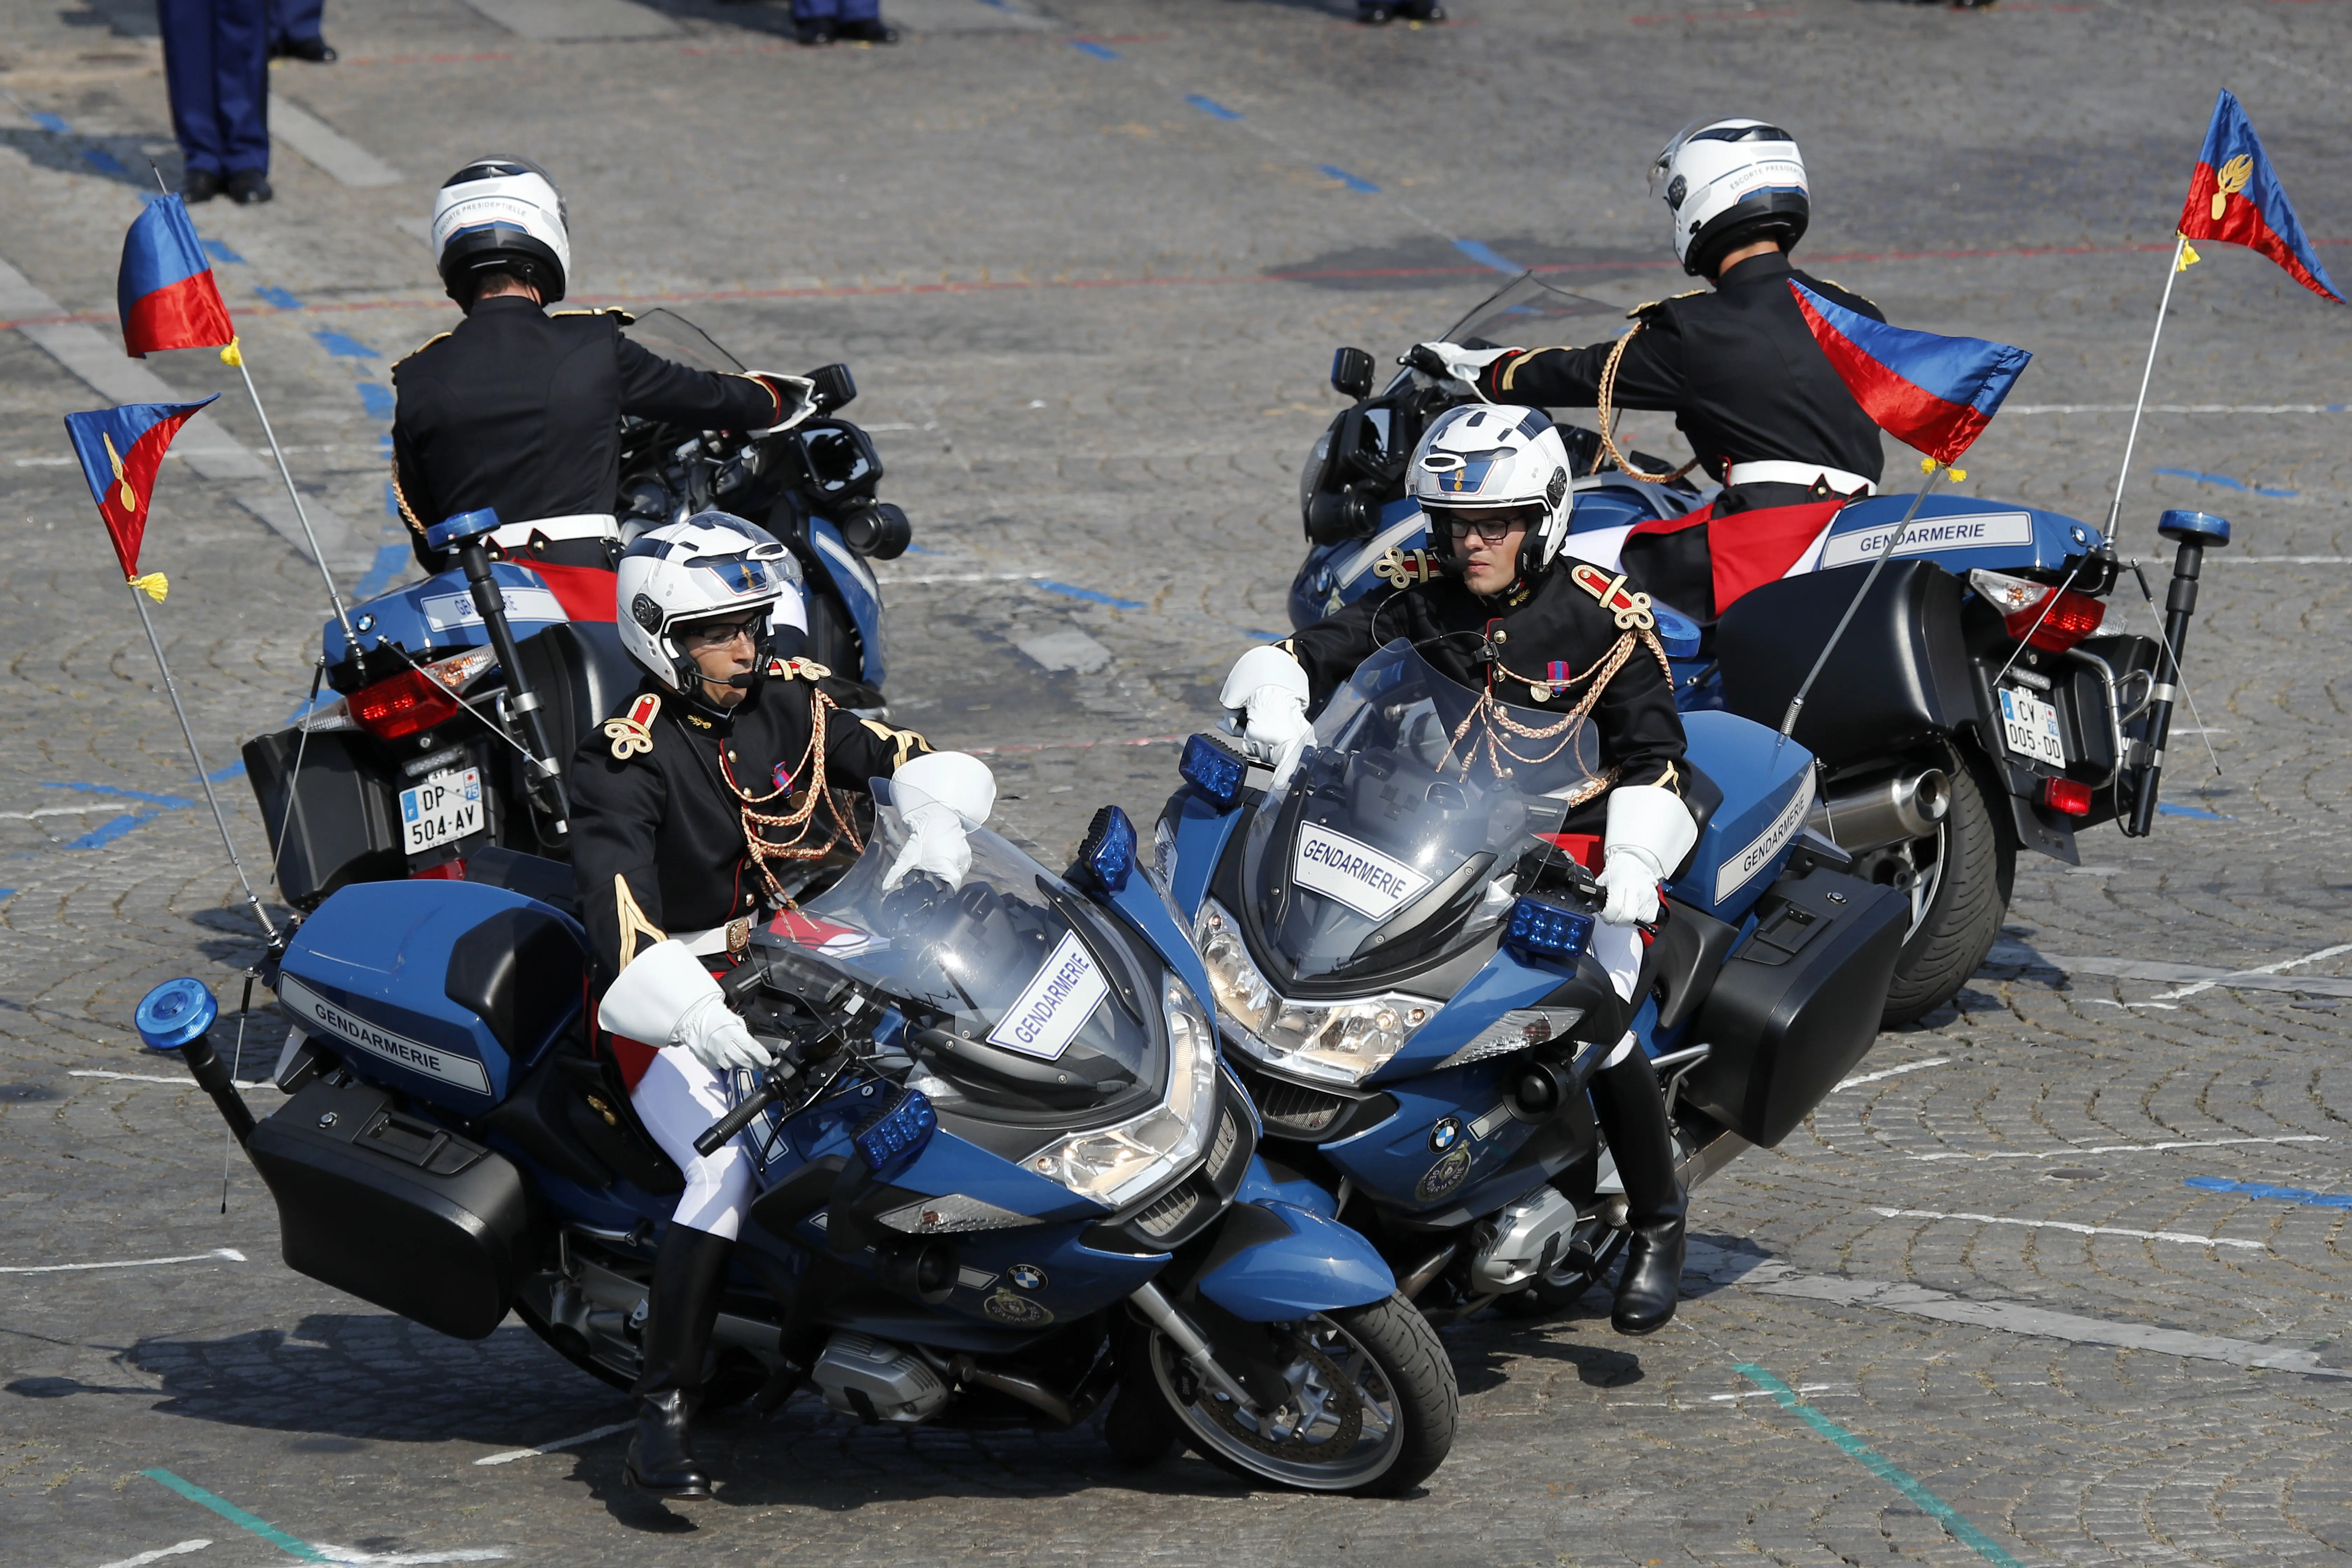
[134,980,255,1146]
[2125,510,2228,837]
[1807,769,1949,855]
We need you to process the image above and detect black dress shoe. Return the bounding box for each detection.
[836,17,898,42]
[182,169,225,203]
[277,35,338,62]
[226,170,273,204]
[794,18,835,43]
[1610,1219,1686,1336]
[623,1389,712,1498]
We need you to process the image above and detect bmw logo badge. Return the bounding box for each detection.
[1428,1117,1462,1153]
[1008,1263,1048,1292]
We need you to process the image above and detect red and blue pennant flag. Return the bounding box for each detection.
[2175,89,2342,304]
[116,195,238,359]
[1788,280,2032,467]
[63,396,218,596]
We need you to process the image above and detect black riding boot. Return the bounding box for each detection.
[1589,1045,1686,1337]
[625,1223,733,1498]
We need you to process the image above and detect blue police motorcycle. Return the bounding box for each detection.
[1292,274,2205,1026]
[140,789,1459,1496]
[244,308,906,912]
[1154,643,1909,1316]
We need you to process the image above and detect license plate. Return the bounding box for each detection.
[1998,687,2066,769]
[400,766,483,854]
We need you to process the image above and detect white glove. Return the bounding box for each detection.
[882,751,996,891]
[1414,341,1521,394]
[1220,645,1314,789]
[743,370,818,435]
[1598,784,1700,927]
[598,939,772,1072]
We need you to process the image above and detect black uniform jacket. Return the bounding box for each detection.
[1477,251,1885,496]
[1280,557,1689,812]
[568,660,933,980]
[391,297,781,565]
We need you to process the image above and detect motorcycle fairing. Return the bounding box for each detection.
[322,559,571,668]
[1668,710,1818,923]
[1192,1199,1393,1320]
[1317,1057,1597,1223]
[1820,493,2102,578]
[276,878,586,1116]
[801,514,887,688]
[1161,785,1245,920]
[1365,945,1616,1085]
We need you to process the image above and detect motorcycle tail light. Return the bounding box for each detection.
[350,668,460,740]
[2042,777,2093,817]
[1968,569,2107,653]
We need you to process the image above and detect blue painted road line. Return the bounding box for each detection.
[1186,94,1244,120]
[65,812,160,850]
[47,782,195,807]
[2155,465,2297,498]
[352,542,410,603]
[254,286,302,310]
[206,762,245,784]
[202,237,245,265]
[2186,1175,2352,1209]
[1037,580,1147,610]
[1735,1365,2027,1568]
[356,383,396,418]
[84,147,129,176]
[1070,39,1120,59]
[1318,164,1379,194]
[1453,238,1522,275]
[141,1470,329,1563]
[312,330,379,359]
[2157,802,2231,820]
[0,888,14,901]
[29,110,69,133]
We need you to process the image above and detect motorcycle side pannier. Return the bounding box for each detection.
[241,729,404,909]
[1680,868,1907,1147]
[248,1076,536,1339]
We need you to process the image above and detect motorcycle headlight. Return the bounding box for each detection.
[1023,976,1218,1210]
[1194,900,1436,1086]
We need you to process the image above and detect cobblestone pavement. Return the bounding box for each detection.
[5,0,2352,1562]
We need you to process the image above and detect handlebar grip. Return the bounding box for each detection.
[694,1077,779,1157]
[1403,344,1452,379]
[720,957,767,1006]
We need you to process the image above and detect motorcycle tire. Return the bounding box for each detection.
[1878,746,2015,1027]
[1141,1294,1456,1496]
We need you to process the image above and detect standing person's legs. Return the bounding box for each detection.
[215,0,272,201]
[269,0,324,44]
[832,0,897,44]
[791,0,839,43]
[157,0,226,195]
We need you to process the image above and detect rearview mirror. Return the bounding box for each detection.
[1330,346,1375,401]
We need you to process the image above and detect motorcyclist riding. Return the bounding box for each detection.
[1219,404,1698,1337]
[391,158,809,573]
[569,511,997,1497]
[1417,119,1886,619]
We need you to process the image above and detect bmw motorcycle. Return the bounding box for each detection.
[140,791,1457,1496]
[242,309,909,912]
[1292,273,2208,1024]
[1152,641,1908,1316]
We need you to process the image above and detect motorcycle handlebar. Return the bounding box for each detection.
[694,1071,785,1157]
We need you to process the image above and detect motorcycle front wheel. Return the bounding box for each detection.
[1140,1294,1456,1496]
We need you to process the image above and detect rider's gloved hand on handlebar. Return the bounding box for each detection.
[744,371,818,435]
[1221,645,1315,790]
[1598,784,1700,927]
[882,751,999,891]
[1412,342,1523,398]
[597,939,774,1073]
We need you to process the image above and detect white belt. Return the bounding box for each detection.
[673,916,757,959]
[1723,462,1876,497]
[489,512,621,548]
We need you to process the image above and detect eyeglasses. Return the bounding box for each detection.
[677,617,761,649]
[1439,516,1529,545]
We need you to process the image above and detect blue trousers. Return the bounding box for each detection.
[158,0,269,177]
[792,0,880,20]
[270,0,325,44]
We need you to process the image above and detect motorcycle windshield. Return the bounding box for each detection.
[771,785,1166,1124]
[1437,273,1617,355]
[623,308,745,374]
[1239,640,1604,981]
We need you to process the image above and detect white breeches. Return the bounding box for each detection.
[1595,921,1645,1068]
[630,1047,755,1240]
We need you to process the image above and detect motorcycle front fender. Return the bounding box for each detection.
[1193,1200,1393,1322]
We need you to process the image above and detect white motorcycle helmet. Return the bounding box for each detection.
[614,512,810,693]
[1650,118,1809,278]
[1410,404,1575,582]
[433,156,572,309]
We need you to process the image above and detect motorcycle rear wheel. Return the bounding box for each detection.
[1875,746,2014,1026]
[1141,1295,1456,1496]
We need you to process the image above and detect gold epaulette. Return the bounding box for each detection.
[391,329,451,368]
[766,656,832,681]
[1567,562,1657,632]
[1627,287,1707,320]
[551,306,636,325]
[602,692,660,760]
[1373,547,1442,590]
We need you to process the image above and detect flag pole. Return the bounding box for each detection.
[1779,464,1948,739]
[229,347,358,651]
[126,581,278,941]
[2103,233,2189,540]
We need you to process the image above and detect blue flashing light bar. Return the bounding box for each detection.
[1080,804,1137,892]
[854,1088,937,1172]
[1180,733,1246,809]
[1504,897,1595,968]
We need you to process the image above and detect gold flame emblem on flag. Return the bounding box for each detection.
[101,430,137,513]
[2212,153,2253,222]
